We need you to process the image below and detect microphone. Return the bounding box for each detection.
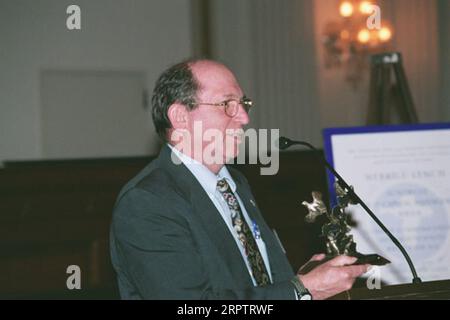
[278,136,422,284]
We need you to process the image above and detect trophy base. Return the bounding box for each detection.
[298,253,390,274]
[353,253,390,266]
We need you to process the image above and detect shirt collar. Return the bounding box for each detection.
[167,144,236,194]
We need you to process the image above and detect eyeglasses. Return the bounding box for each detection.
[189,96,254,118]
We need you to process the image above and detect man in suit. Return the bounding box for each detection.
[110,59,369,299]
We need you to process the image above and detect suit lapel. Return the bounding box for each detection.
[190,186,255,285]
[158,146,254,286]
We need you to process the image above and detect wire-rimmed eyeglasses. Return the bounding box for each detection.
[189,96,254,117]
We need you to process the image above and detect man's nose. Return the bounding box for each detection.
[234,104,250,125]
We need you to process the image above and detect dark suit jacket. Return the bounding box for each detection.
[110,145,295,299]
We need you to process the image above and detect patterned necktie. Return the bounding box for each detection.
[217,178,270,286]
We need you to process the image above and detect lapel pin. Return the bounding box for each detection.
[250,199,256,207]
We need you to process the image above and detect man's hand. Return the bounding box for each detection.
[298,254,370,300]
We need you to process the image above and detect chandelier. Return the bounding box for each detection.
[322,1,394,86]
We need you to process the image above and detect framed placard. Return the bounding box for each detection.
[323,123,450,284]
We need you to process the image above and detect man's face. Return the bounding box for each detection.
[187,61,250,165]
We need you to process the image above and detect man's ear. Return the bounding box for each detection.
[167,103,188,129]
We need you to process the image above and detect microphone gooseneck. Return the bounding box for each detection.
[278,136,422,284]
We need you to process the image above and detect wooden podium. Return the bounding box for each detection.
[332,279,450,300]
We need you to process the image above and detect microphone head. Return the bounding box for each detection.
[277,136,294,150]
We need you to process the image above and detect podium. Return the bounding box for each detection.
[332,280,450,300]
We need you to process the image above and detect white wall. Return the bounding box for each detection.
[209,0,446,150]
[0,0,193,162]
[1,0,447,162]
[209,0,322,146]
[314,0,442,128]
[382,0,440,123]
[313,0,370,129]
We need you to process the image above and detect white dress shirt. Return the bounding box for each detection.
[168,144,273,286]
